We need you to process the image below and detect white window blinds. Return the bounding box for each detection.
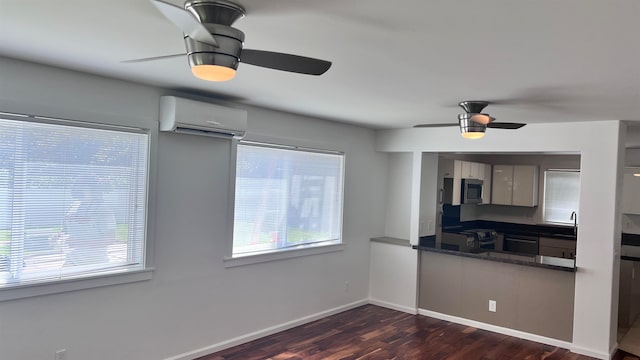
[542,170,580,225]
[233,143,344,257]
[0,116,149,288]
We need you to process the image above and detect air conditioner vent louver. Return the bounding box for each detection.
[159,96,247,139]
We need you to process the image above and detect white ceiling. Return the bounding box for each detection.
[1,0,639,130]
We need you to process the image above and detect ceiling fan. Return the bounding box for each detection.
[414,101,526,139]
[124,0,332,81]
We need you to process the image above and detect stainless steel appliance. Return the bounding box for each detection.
[461,178,483,204]
[442,229,497,253]
[462,229,497,252]
[503,233,539,255]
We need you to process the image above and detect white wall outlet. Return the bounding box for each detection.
[344,281,350,292]
[489,300,497,312]
[55,349,67,360]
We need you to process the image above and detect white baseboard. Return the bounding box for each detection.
[418,308,573,351]
[610,343,619,360]
[164,299,369,360]
[368,298,417,315]
[570,343,616,360]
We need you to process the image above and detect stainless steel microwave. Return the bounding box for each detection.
[462,178,483,204]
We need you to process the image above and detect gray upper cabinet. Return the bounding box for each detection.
[482,163,492,205]
[622,167,640,214]
[492,165,513,205]
[492,165,539,207]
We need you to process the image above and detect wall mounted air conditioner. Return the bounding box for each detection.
[159,96,247,139]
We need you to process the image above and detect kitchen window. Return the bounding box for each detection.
[0,114,149,296]
[231,142,344,260]
[542,170,580,225]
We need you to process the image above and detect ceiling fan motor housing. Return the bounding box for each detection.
[185,24,244,71]
[183,0,246,71]
[458,113,487,135]
[185,0,245,26]
[459,101,489,114]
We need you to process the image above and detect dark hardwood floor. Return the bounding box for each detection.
[198,305,640,360]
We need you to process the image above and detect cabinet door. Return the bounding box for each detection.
[470,162,480,179]
[512,165,539,207]
[622,168,640,214]
[460,161,480,179]
[439,159,455,178]
[539,245,568,258]
[482,164,492,204]
[492,165,513,205]
[452,160,462,205]
[540,237,576,258]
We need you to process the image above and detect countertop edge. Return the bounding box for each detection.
[417,246,577,272]
[370,237,411,247]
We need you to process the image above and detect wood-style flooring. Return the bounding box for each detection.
[198,305,640,360]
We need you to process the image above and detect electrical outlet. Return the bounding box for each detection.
[344,281,350,292]
[55,349,67,360]
[489,300,497,312]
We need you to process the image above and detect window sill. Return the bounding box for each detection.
[0,267,154,302]
[224,243,345,268]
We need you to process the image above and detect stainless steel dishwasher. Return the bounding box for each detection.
[503,233,539,255]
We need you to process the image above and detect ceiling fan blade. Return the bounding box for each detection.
[240,49,331,75]
[414,123,458,128]
[487,122,527,129]
[149,0,219,47]
[121,53,186,63]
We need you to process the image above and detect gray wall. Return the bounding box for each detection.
[419,250,575,341]
[0,57,389,360]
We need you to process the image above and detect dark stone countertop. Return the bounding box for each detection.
[442,220,577,241]
[416,245,577,272]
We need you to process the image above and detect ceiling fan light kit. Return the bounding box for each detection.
[458,101,490,139]
[142,0,332,81]
[458,113,487,139]
[184,22,244,81]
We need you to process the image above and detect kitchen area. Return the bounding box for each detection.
[370,149,640,354]
[415,153,640,352]
[370,122,633,358]
[416,154,581,343]
[619,164,640,356]
[424,155,579,270]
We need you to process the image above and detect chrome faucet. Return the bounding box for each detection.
[570,211,578,236]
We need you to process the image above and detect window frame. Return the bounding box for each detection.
[541,169,581,226]
[0,112,154,301]
[224,134,346,267]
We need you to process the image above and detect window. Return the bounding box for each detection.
[232,142,344,258]
[0,115,149,289]
[542,170,580,224]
